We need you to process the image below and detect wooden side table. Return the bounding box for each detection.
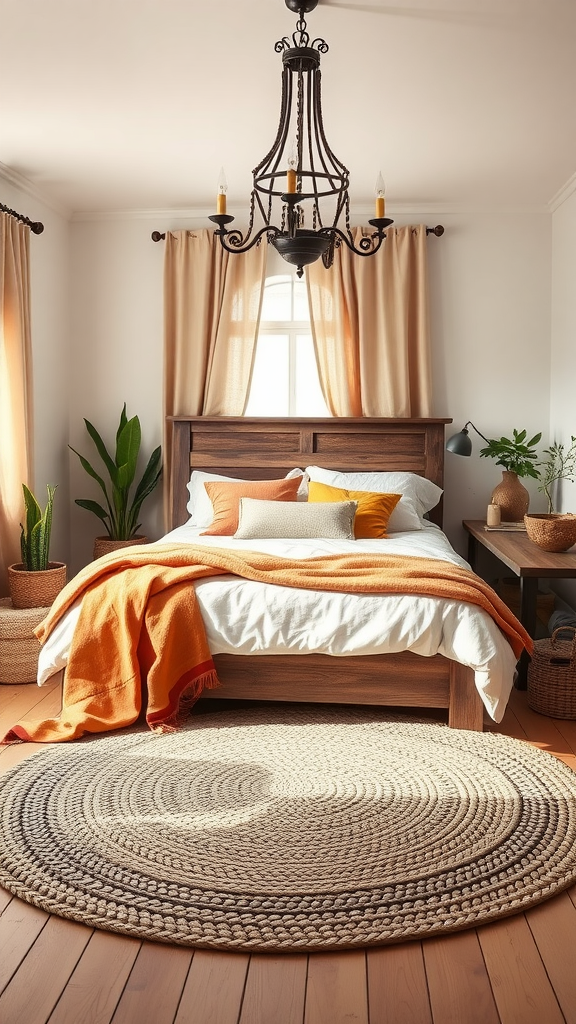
[0,598,50,684]
[462,520,576,687]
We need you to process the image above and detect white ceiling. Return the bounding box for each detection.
[2,0,576,215]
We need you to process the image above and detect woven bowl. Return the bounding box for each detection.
[524,513,576,552]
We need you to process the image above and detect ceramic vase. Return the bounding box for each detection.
[490,471,529,523]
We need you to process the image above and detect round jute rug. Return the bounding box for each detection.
[2,704,576,951]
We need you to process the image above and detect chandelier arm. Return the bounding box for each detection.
[210,222,281,255]
[318,224,388,257]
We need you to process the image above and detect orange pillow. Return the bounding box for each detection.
[201,477,301,536]
[307,481,401,538]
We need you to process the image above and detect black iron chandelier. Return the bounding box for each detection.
[209,0,392,278]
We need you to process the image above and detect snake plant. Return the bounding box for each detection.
[70,404,162,540]
[20,484,56,571]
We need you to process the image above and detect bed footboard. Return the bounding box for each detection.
[209,652,484,731]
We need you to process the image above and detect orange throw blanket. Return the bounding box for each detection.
[1,544,532,744]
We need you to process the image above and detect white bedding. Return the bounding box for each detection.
[37,521,518,723]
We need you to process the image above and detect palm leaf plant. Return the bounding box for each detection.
[478,429,542,479]
[70,404,162,540]
[19,484,56,570]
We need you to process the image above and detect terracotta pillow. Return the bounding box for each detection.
[201,477,301,536]
[307,481,402,538]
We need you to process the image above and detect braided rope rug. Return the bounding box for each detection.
[2,704,576,951]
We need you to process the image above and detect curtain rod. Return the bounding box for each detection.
[0,201,44,234]
[151,225,445,242]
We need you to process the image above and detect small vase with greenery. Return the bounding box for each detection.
[478,429,542,522]
[8,484,67,609]
[478,429,542,479]
[536,436,576,514]
[70,404,162,557]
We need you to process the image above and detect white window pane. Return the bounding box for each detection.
[260,276,292,322]
[295,335,331,417]
[293,279,310,322]
[245,334,290,416]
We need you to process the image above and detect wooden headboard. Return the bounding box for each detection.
[168,417,452,531]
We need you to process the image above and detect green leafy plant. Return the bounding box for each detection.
[536,436,576,513]
[479,429,542,479]
[70,404,162,540]
[19,484,56,571]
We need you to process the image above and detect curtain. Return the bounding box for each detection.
[306,224,432,417]
[163,229,266,522]
[0,213,33,596]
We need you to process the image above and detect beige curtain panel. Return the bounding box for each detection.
[0,213,33,596]
[163,229,267,523]
[306,224,433,417]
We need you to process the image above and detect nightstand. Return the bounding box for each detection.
[462,520,576,687]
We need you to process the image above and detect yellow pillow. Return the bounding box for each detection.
[307,481,401,538]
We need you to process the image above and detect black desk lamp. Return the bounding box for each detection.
[446,421,489,456]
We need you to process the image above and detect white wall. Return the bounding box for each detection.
[0,173,71,568]
[549,181,576,608]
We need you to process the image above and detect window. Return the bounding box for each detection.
[244,271,331,417]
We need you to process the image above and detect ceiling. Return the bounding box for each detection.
[2,0,576,215]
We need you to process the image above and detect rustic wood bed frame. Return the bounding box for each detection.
[168,416,484,731]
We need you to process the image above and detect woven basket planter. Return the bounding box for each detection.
[524,513,576,552]
[93,536,149,561]
[0,598,51,683]
[7,562,67,610]
[527,626,576,718]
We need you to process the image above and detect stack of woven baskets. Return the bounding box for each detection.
[527,626,576,718]
[0,598,50,685]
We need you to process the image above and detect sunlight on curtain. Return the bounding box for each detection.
[306,224,432,417]
[0,213,33,595]
[163,229,266,526]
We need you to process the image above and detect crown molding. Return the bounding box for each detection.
[549,172,576,213]
[0,162,70,218]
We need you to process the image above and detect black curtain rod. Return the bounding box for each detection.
[0,201,44,235]
[151,225,445,242]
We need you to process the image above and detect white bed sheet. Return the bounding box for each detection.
[37,522,518,722]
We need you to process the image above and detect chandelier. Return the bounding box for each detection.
[208,0,392,278]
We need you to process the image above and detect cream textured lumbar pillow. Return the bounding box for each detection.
[234,497,358,540]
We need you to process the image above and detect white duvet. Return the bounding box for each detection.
[37,521,518,723]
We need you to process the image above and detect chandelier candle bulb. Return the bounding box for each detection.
[287,168,297,193]
[487,502,501,528]
[375,171,386,217]
[216,168,227,215]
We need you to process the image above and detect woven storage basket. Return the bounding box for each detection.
[524,513,576,552]
[527,626,576,718]
[0,598,51,684]
[7,562,67,609]
[93,536,149,561]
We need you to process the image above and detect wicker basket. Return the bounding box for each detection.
[527,626,576,718]
[0,598,51,684]
[7,562,67,609]
[524,513,576,552]
[93,535,149,561]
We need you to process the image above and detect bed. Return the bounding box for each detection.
[154,415,521,732]
[34,416,523,735]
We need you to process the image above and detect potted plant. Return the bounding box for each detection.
[8,484,67,609]
[524,435,576,551]
[70,404,162,560]
[479,428,542,522]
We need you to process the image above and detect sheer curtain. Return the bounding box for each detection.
[163,229,267,522]
[0,213,33,596]
[306,224,432,416]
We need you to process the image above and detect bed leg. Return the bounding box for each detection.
[448,662,484,731]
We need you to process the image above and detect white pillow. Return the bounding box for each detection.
[187,468,308,526]
[234,497,357,540]
[304,466,443,531]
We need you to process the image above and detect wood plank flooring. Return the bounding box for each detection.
[1,682,576,1024]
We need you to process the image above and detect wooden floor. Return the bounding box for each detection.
[2,680,576,1024]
